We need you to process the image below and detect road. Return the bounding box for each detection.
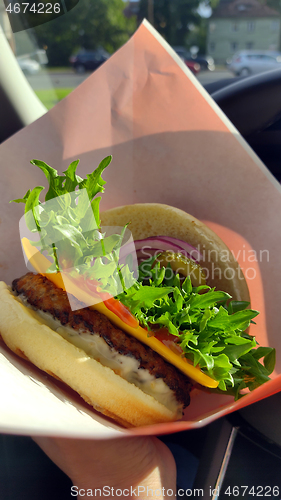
[197,69,234,85]
[26,70,87,90]
[27,69,235,91]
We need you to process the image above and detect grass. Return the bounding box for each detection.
[35,88,74,110]
[45,67,72,72]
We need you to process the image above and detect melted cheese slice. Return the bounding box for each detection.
[21,237,219,388]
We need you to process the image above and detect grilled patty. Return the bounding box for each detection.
[12,273,192,408]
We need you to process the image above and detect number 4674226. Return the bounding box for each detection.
[5,3,61,14]
[224,486,279,496]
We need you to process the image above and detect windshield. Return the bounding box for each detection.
[0,0,280,110]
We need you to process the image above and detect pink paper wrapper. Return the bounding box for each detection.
[1,20,281,438]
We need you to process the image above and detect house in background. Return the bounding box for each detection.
[207,0,281,63]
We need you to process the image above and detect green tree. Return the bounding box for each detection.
[187,17,209,54]
[139,0,199,46]
[139,0,219,47]
[33,0,136,66]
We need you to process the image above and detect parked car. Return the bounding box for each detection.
[185,59,201,75]
[173,47,215,71]
[16,57,40,75]
[69,49,110,73]
[172,48,200,74]
[193,54,215,71]
[227,50,281,77]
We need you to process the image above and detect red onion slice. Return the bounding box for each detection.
[134,238,182,263]
[118,235,202,270]
[136,248,163,262]
[135,237,182,252]
[155,236,202,262]
[134,236,201,263]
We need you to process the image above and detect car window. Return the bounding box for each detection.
[1,0,281,114]
[260,55,276,61]
[0,0,136,111]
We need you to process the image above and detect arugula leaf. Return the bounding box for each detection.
[199,308,212,332]
[222,341,256,363]
[208,309,259,330]
[30,160,64,201]
[24,186,44,232]
[12,156,127,295]
[252,347,276,374]
[52,224,86,253]
[182,275,192,295]
[90,197,101,228]
[264,348,276,374]
[126,286,174,310]
[63,160,82,192]
[188,290,231,309]
[228,300,250,314]
[10,189,31,204]
[78,156,112,201]
[89,258,118,281]
[116,253,275,400]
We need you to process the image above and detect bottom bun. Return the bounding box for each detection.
[0,282,179,428]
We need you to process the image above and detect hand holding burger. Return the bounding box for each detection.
[32,433,177,499]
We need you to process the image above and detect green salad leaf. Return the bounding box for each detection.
[11,156,135,295]
[117,257,275,399]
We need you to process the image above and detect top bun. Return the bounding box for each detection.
[100,203,249,302]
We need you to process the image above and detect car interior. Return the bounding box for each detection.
[1,2,281,499]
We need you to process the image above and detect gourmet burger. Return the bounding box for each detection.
[0,157,275,428]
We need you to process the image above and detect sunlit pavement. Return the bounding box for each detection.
[26,69,235,91]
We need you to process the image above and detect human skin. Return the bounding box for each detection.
[33,435,177,500]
